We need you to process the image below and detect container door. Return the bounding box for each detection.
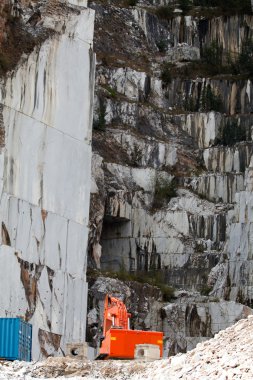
[18,320,32,361]
[0,318,19,360]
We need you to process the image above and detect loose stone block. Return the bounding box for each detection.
[66,343,88,360]
[134,344,160,361]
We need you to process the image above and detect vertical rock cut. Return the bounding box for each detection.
[0,0,95,359]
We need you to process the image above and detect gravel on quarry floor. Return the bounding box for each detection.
[1,315,253,380]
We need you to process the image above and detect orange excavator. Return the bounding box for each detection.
[97,295,163,359]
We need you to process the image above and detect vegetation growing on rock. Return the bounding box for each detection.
[153,178,177,209]
[0,3,53,76]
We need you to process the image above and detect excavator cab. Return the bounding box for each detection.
[97,294,163,360]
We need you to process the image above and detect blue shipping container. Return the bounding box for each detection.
[0,318,32,361]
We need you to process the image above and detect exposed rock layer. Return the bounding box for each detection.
[88,0,253,355]
[0,0,95,359]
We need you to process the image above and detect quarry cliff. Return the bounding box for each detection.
[87,0,253,356]
[1,0,253,361]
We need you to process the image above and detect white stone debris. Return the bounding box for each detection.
[1,315,253,379]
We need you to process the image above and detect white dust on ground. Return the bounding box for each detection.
[1,315,253,380]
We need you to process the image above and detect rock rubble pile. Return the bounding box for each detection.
[138,314,253,380]
[1,315,253,379]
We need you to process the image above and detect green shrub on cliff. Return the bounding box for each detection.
[202,41,223,69]
[155,5,174,20]
[153,178,177,209]
[193,0,252,13]
[0,54,9,72]
[200,284,213,296]
[184,96,198,112]
[156,39,167,53]
[155,0,251,15]
[99,267,175,302]
[237,38,253,75]
[179,0,192,13]
[225,38,253,76]
[200,85,223,112]
[93,102,106,131]
[156,1,192,17]
[220,120,246,146]
[160,62,173,86]
[126,0,137,6]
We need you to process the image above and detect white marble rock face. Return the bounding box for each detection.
[0,2,95,360]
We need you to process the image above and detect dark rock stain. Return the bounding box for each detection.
[1,222,11,246]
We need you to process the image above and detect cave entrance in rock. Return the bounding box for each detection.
[100,215,132,272]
